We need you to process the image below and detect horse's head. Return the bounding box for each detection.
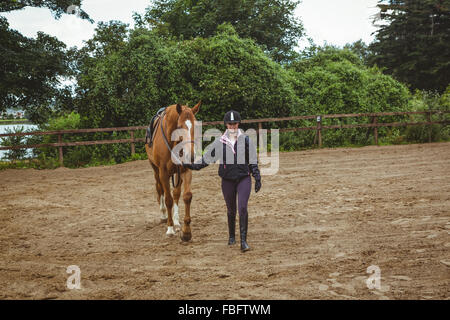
[175,101,201,163]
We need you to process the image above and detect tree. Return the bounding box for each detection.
[73,23,300,129]
[0,0,91,122]
[0,0,91,21]
[0,127,28,161]
[369,0,450,92]
[344,40,371,65]
[137,0,304,62]
[287,45,411,146]
[0,17,71,122]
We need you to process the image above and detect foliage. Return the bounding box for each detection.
[344,40,371,65]
[404,87,450,142]
[137,0,304,62]
[0,126,28,161]
[369,0,450,92]
[175,24,300,122]
[0,0,91,21]
[74,23,300,129]
[288,46,410,115]
[286,46,412,147]
[0,1,91,122]
[30,111,147,167]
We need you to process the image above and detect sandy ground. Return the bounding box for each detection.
[0,142,449,300]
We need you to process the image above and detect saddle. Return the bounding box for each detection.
[146,107,166,147]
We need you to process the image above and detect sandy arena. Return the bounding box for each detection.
[0,142,449,300]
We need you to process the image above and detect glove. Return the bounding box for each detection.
[182,162,194,170]
[182,160,208,171]
[249,163,261,193]
[182,162,201,170]
[255,178,261,193]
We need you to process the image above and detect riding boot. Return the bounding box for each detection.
[227,213,236,245]
[239,214,250,252]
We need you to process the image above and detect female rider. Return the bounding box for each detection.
[182,110,261,252]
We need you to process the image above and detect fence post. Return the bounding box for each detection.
[58,134,64,167]
[428,111,432,143]
[317,116,322,148]
[373,116,378,145]
[257,122,262,146]
[130,130,135,156]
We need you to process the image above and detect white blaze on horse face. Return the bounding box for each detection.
[185,119,193,159]
[185,120,192,140]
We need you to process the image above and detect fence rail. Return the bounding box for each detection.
[1,110,449,166]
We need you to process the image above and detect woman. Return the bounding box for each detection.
[182,110,261,252]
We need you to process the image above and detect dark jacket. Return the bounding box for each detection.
[188,132,261,182]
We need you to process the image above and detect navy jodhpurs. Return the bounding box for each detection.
[221,175,251,219]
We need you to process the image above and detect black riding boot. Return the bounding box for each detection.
[227,213,236,245]
[239,214,250,252]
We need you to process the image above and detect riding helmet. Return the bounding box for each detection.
[223,110,241,126]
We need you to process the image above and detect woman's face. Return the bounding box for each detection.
[226,122,239,132]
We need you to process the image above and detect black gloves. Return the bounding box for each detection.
[182,162,199,170]
[254,178,261,193]
[182,162,194,170]
[182,160,209,171]
[249,163,261,193]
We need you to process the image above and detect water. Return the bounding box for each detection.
[0,124,38,160]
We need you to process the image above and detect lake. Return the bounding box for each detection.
[0,124,38,160]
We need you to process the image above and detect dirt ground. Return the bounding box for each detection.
[0,142,449,300]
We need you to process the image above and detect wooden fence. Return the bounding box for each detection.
[1,110,449,166]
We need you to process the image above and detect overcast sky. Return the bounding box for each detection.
[1,0,380,49]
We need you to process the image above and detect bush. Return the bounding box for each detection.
[75,24,300,129]
[403,88,450,143]
[33,111,149,168]
[286,46,412,148]
[0,126,29,161]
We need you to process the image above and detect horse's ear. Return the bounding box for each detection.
[191,100,201,115]
[176,103,183,115]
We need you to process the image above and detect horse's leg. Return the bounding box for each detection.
[151,162,167,222]
[181,169,193,242]
[147,145,167,222]
[172,175,182,232]
[159,169,175,236]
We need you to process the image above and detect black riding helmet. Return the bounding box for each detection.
[223,110,241,126]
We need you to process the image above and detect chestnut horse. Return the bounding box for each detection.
[145,102,201,241]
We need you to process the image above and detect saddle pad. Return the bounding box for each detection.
[146,107,166,146]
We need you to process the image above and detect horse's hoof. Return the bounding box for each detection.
[181,232,192,242]
[166,226,176,236]
[174,223,181,232]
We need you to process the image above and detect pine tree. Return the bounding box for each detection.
[369,0,450,92]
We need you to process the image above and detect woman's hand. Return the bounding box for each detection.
[182,162,194,170]
[255,178,261,193]
[182,162,202,170]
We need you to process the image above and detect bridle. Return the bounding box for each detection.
[160,109,196,188]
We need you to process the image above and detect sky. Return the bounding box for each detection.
[1,0,381,49]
